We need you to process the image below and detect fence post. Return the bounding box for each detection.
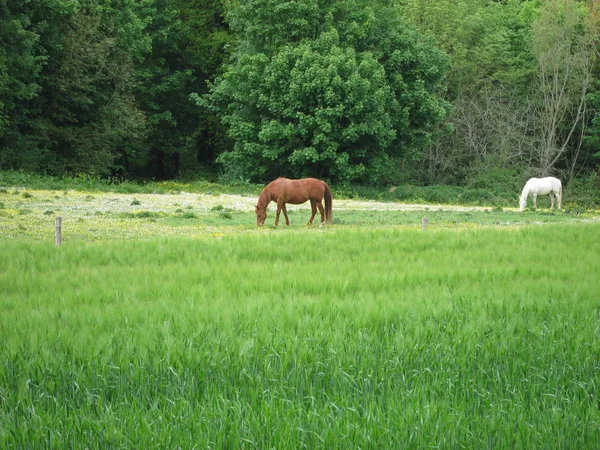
[55,216,62,246]
[421,217,428,231]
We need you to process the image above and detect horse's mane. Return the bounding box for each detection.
[257,184,272,209]
[519,180,534,205]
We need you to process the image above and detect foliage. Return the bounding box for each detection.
[1,0,600,185]
[0,0,230,180]
[0,0,43,140]
[132,0,229,179]
[563,171,600,208]
[585,79,600,159]
[402,0,539,183]
[403,0,600,183]
[466,167,522,193]
[402,0,536,99]
[202,0,451,183]
[0,0,149,176]
[530,0,599,176]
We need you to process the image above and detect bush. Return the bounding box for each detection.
[458,188,497,205]
[420,185,459,204]
[564,172,600,208]
[466,167,521,193]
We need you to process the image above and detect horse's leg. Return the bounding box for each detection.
[307,200,317,226]
[549,192,555,209]
[532,193,538,209]
[281,204,290,226]
[275,202,282,226]
[317,201,325,224]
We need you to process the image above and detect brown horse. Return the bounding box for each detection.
[255,177,333,226]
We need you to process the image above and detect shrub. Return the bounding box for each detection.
[564,172,600,208]
[459,188,495,205]
[466,167,521,192]
[420,185,460,204]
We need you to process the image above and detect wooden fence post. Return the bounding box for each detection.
[421,217,428,231]
[55,216,62,246]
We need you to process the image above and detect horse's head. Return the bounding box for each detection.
[255,205,267,226]
[519,194,527,211]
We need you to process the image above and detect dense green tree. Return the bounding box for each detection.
[39,1,148,175]
[586,80,600,160]
[132,0,229,179]
[0,0,148,176]
[201,0,450,183]
[0,0,229,179]
[0,0,46,170]
[584,1,600,165]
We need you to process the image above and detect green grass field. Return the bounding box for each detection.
[1,222,600,448]
[1,179,600,448]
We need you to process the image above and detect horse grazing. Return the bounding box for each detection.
[256,177,333,226]
[519,177,562,211]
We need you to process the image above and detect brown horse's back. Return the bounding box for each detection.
[273,178,326,204]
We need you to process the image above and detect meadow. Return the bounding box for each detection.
[0,182,598,241]
[1,180,600,448]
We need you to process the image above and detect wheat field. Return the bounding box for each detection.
[1,222,599,448]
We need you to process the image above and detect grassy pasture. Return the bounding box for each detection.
[1,185,600,448]
[0,186,598,241]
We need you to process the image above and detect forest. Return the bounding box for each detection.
[1,0,599,188]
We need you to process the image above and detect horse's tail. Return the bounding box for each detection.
[324,182,333,224]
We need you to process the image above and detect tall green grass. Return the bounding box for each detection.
[1,225,599,448]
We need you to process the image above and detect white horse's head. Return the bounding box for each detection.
[519,194,527,211]
[519,183,530,211]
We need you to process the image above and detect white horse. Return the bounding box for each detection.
[519,177,562,211]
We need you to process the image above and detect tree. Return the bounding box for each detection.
[401,0,539,184]
[0,0,148,176]
[0,0,45,170]
[530,0,599,178]
[586,80,600,161]
[133,0,229,179]
[201,0,450,183]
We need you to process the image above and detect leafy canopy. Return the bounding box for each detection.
[201,0,451,183]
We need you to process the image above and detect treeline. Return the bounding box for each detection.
[1,0,599,186]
